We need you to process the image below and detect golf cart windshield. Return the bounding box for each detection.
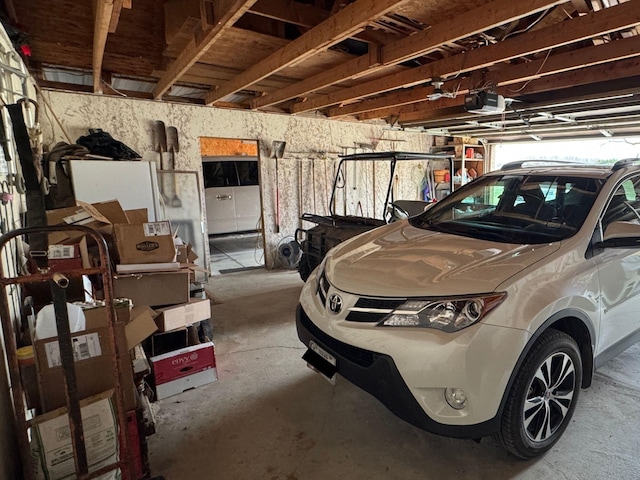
[328,151,454,220]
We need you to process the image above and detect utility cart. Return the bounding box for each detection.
[295,151,453,281]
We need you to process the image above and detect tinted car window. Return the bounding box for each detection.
[411,174,603,244]
[236,161,259,186]
[203,161,238,188]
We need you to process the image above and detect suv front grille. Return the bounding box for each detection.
[346,297,406,323]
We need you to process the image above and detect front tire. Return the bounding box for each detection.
[497,329,582,459]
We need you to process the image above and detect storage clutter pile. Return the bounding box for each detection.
[19,198,216,479]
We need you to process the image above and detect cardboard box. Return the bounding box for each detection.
[176,242,198,265]
[154,298,211,332]
[34,302,136,412]
[113,270,190,307]
[46,200,128,244]
[114,221,176,264]
[29,236,91,274]
[125,208,148,224]
[151,342,217,400]
[126,306,158,350]
[30,390,119,480]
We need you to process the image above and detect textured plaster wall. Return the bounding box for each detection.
[39,90,437,268]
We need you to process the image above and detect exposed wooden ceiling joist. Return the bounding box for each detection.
[327,0,640,118]
[152,0,257,99]
[248,0,329,28]
[93,0,115,93]
[205,0,409,105]
[109,0,123,33]
[254,0,568,110]
[362,34,640,123]
[295,1,640,115]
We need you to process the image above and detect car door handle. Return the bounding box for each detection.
[216,195,232,200]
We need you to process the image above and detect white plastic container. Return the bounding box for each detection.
[35,303,86,340]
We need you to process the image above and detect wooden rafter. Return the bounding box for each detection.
[253,0,567,110]
[496,56,640,98]
[327,0,640,117]
[93,0,115,93]
[109,0,123,33]
[153,0,257,100]
[361,34,640,123]
[205,0,408,105]
[249,0,330,27]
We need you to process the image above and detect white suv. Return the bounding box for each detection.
[296,159,640,458]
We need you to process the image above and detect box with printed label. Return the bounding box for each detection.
[34,302,136,412]
[30,390,119,480]
[114,221,176,264]
[150,342,217,400]
[154,298,211,332]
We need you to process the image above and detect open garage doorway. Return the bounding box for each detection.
[493,136,640,170]
[201,137,265,274]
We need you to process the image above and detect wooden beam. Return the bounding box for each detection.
[205,0,407,104]
[300,0,640,115]
[93,0,115,93]
[361,34,640,122]
[496,56,640,98]
[254,0,567,110]
[249,0,330,27]
[153,0,257,99]
[109,0,123,33]
[327,0,640,117]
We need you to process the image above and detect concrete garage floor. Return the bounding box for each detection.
[209,233,264,274]
[148,269,640,479]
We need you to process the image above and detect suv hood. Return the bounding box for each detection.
[326,222,560,297]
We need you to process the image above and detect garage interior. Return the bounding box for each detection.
[1,0,640,478]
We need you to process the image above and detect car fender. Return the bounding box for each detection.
[496,308,595,422]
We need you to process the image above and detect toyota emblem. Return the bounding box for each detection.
[328,294,343,314]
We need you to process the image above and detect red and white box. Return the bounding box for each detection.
[150,342,217,400]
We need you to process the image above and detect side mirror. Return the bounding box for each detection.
[598,221,640,248]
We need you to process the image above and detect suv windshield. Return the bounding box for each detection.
[410,174,604,244]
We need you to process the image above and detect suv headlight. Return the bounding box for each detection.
[377,293,506,332]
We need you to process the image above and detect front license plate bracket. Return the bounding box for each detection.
[303,341,337,384]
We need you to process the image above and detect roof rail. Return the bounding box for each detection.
[501,160,584,171]
[611,158,640,171]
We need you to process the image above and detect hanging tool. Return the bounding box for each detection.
[152,120,170,205]
[166,126,182,208]
[271,141,286,233]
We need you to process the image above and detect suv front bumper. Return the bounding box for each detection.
[296,273,531,439]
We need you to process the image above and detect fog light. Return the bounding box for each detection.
[445,388,467,410]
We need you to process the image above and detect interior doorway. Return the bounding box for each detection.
[200,137,265,274]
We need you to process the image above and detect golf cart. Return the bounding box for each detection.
[295,151,453,281]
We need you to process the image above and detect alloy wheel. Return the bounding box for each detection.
[522,352,576,443]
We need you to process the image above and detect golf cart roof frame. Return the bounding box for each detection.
[328,151,454,218]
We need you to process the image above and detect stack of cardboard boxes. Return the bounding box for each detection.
[23,198,218,478]
[41,198,218,403]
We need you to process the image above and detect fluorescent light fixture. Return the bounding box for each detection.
[600,129,613,137]
[529,134,543,141]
